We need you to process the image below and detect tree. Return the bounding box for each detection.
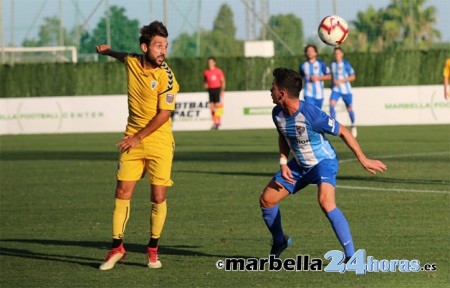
[171,3,243,57]
[22,16,73,47]
[79,6,140,56]
[263,14,304,56]
[350,0,441,51]
[213,4,236,38]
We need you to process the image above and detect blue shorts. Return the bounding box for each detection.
[273,158,338,194]
[304,96,324,108]
[330,91,353,107]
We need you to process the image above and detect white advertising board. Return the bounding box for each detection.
[0,85,448,135]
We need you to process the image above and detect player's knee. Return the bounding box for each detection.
[318,197,336,213]
[115,187,133,200]
[259,193,276,208]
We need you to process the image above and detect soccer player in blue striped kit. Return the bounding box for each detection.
[330,48,357,137]
[260,68,387,260]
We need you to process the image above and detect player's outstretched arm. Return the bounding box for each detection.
[338,124,387,175]
[95,44,128,63]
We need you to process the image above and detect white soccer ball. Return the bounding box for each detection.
[318,15,349,46]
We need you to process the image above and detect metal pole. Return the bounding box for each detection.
[0,0,5,64]
[106,0,111,46]
[59,0,64,46]
[196,0,201,56]
[164,0,168,27]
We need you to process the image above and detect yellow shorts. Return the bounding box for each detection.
[116,136,175,186]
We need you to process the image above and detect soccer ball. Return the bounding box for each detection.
[318,15,349,46]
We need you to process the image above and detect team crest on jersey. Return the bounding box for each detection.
[166,94,175,104]
[151,80,158,90]
[296,125,306,136]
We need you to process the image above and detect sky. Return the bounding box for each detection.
[2,0,450,49]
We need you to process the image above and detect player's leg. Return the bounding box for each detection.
[343,94,357,137]
[99,180,137,270]
[145,138,174,269]
[260,179,291,256]
[147,184,167,269]
[214,102,224,128]
[100,145,144,270]
[315,159,355,259]
[329,91,340,119]
[208,89,216,129]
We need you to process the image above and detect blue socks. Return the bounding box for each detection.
[261,205,285,245]
[326,207,355,257]
[330,105,336,119]
[262,205,355,257]
[348,110,355,125]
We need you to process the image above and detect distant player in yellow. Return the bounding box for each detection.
[96,20,179,270]
[444,58,450,100]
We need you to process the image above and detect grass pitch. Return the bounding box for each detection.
[0,125,449,287]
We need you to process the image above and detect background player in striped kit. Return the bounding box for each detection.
[329,48,357,137]
[260,67,386,259]
[299,45,331,108]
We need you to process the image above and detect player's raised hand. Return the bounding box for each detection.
[361,159,387,175]
[96,44,111,55]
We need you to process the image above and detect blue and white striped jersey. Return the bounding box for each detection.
[330,59,355,94]
[272,101,340,168]
[299,60,331,99]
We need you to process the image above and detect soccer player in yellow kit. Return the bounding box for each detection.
[444,58,450,100]
[96,21,179,270]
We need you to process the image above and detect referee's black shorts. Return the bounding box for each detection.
[208,87,221,103]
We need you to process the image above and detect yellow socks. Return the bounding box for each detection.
[151,200,167,239]
[112,198,130,239]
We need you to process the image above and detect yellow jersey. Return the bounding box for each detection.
[444,58,450,78]
[124,54,179,138]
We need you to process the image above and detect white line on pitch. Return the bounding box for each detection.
[339,151,449,163]
[337,185,449,194]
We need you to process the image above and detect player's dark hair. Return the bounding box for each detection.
[304,44,318,55]
[139,21,169,45]
[273,68,303,98]
[334,47,344,53]
[207,56,216,62]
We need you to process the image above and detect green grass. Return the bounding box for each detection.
[0,125,449,287]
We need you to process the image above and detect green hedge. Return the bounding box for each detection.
[1,50,448,97]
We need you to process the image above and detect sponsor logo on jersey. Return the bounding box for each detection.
[151,80,158,90]
[296,125,306,136]
[166,94,175,104]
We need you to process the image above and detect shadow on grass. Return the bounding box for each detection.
[0,151,275,162]
[337,175,449,186]
[0,239,255,269]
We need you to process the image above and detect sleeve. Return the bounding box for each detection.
[444,59,450,77]
[299,63,305,77]
[157,64,179,111]
[305,103,340,136]
[346,60,355,76]
[321,61,331,75]
[272,106,283,135]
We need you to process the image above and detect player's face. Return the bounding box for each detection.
[143,35,168,67]
[270,80,281,104]
[306,47,317,60]
[208,59,216,69]
[334,49,344,62]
